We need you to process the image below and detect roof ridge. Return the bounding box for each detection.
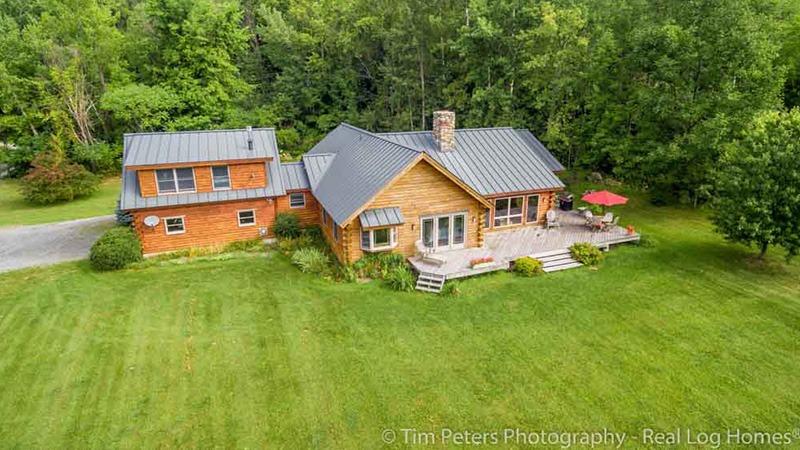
[123,127,276,137]
[339,123,422,154]
[379,126,515,135]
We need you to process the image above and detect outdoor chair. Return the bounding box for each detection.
[603,216,620,231]
[601,212,614,223]
[583,210,594,224]
[415,240,447,266]
[546,210,561,229]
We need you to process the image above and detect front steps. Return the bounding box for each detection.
[531,248,584,273]
[416,272,445,293]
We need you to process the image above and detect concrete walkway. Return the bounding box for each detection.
[0,215,115,273]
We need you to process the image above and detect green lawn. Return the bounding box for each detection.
[1,201,799,448]
[0,177,120,227]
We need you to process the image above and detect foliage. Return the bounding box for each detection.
[384,266,416,292]
[337,264,359,283]
[711,109,800,260]
[569,242,604,266]
[469,256,494,268]
[223,238,266,253]
[273,213,301,239]
[0,136,49,178]
[513,257,544,277]
[100,84,182,132]
[89,226,142,271]
[20,151,100,204]
[353,252,407,279]
[115,208,133,226]
[69,142,122,175]
[290,247,330,275]
[439,282,460,297]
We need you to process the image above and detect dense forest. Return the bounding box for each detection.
[2,0,800,204]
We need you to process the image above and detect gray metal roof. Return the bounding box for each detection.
[123,128,278,167]
[379,128,564,196]
[307,124,421,224]
[280,162,310,190]
[120,131,287,210]
[302,154,336,189]
[359,207,405,228]
[515,129,566,172]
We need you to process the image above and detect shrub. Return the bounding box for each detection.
[223,238,265,253]
[20,152,100,204]
[89,227,143,271]
[337,264,358,283]
[291,247,330,275]
[514,257,544,276]
[115,208,133,226]
[353,252,406,279]
[439,282,460,297]
[384,266,416,292]
[274,212,301,238]
[569,242,604,266]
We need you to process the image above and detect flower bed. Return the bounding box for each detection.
[469,256,495,269]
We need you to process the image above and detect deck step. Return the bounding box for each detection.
[416,271,445,293]
[543,261,584,273]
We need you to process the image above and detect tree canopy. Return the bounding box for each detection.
[1,0,800,204]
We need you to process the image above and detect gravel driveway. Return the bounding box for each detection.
[0,216,115,273]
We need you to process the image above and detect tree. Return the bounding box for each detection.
[711,109,800,260]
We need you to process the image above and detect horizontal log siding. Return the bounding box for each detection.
[342,160,485,263]
[132,199,275,255]
[275,191,320,227]
[137,163,268,197]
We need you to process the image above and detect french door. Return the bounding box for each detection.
[421,212,466,250]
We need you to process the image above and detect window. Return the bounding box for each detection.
[321,207,328,225]
[211,166,230,190]
[483,208,491,229]
[361,227,398,251]
[165,217,185,235]
[494,196,524,227]
[333,222,339,242]
[289,193,306,208]
[156,168,195,194]
[526,195,540,223]
[238,209,256,227]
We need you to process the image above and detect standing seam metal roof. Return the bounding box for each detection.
[359,207,405,228]
[123,128,277,166]
[119,129,286,210]
[280,162,311,190]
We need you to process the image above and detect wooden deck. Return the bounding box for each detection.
[408,210,640,279]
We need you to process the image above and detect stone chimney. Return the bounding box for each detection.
[432,110,456,151]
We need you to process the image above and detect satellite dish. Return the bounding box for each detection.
[143,215,160,227]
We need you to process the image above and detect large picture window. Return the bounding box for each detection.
[211,166,230,190]
[526,195,540,223]
[361,227,398,251]
[494,196,523,227]
[156,168,195,194]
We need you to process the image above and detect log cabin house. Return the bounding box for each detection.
[119,111,572,278]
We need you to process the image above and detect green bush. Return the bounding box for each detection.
[439,282,460,297]
[291,247,330,275]
[223,238,265,253]
[20,152,100,204]
[274,212,301,238]
[337,264,359,283]
[569,242,604,266]
[384,266,416,292]
[353,252,406,279]
[514,257,544,276]
[89,227,143,271]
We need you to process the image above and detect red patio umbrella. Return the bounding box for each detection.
[581,190,628,212]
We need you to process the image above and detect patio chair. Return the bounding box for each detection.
[601,212,614,223]
[415,240,447,266]
[583,210,594,224]
[546,210,561,229]
[603,216,620,231]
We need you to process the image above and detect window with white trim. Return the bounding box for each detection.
[165,217,185,235]
[526,195,540,223]
[156,168,195,194]
[360,227,398,251]
[289,192,306,208]
[211,165,230,190]
[494,196,524,227]
[238,209,256,227]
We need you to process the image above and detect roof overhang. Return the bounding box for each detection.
[126,157,272,171]
[359,207,405,229]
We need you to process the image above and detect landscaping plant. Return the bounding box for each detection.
[20,152,100,204]
[513,257,544,276]
[569,242,604,266]
[273,213,301,239]
[290,247,330,275]
[89,226,143,271]
[384,266,416,292]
